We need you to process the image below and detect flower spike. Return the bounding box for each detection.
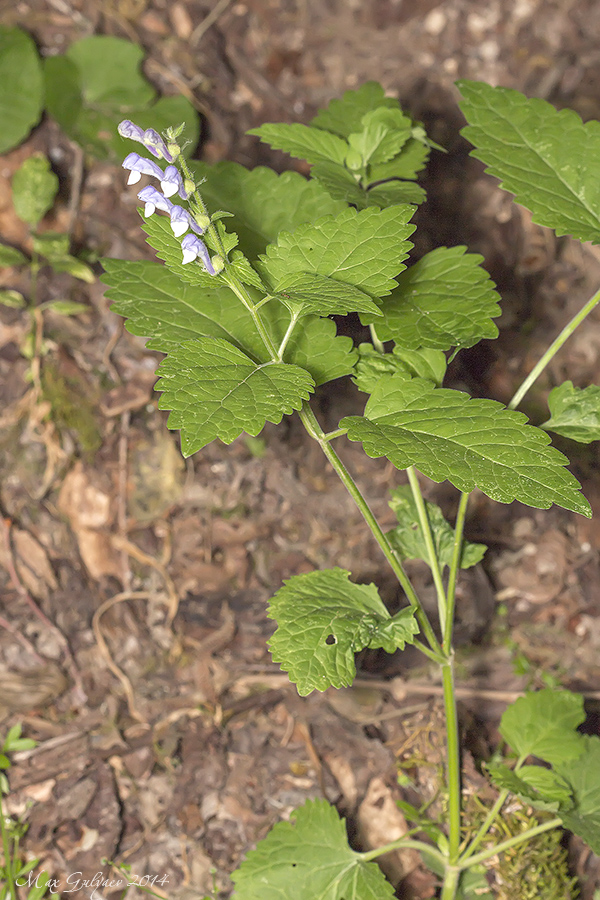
[169,205,207,238]
[161,165,190,200]
[118,120,145,143]
[142,128,174,162]
[181,233,216,275]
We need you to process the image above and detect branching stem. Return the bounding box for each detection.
[406,467,447,627]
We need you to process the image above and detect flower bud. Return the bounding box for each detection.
[181,234,216,275]
[137,186,174,217]
[122,152,164,185]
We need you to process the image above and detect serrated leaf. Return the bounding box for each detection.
[261,205,415,300]
[141,215,218,287]
[229,251,266,290]
[542,381,600,443]
[555,736,600,854]
[248,122,348,166]
[12,155,59,227]
[366,180,427,208]
[101,258,357,386]
[268,568,418,694]
[487,762,572,812]
[189,161,347,260]
[232,798,395,900]
[156,337,314,456]
[458,80,600,245]
[310,161,368,207]
[368,138,430,183]
[499,688,586,764]
[274,272,382,318]
[348,107,412,167]
[387,485,486,570]
[0,244,27,267]
[361,246,500,351]
[311,82,398,139]
[0,26,43,153]
[340,377,591,516]
[353,344,446,394]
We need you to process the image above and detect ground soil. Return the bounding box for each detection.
[1,1,600,898]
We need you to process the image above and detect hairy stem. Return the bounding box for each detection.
[361,837,446,867]
[298,402,444,659]
[0,791,16,900]
[406,467,447,627]
[222,272,279,360]
[442,659,462,864]
[509,285,600,410]
[440,865,460,900]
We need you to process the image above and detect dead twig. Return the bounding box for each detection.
[111,534,180,623]
[191,0,234,46]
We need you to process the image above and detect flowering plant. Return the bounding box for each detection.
[104,82,600,900]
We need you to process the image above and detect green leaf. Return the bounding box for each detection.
[228,251,266,291]
[347,107,412,167]
[368,138,430,182]
[555,736,600,854]
[0,26,43,153]
[486,762,572,812]
[40,300,88,316]
[247,122,348,166]
[268,567,418,694]
[274,272,382,318]
[232,798,395,900]
[261,205,415,300]
[0,289,26,308]
[12,155,59,227]
[66,36,155,110]
[366,180,427,208]
[189,161,347,260]
[0,243,28,267]
[340,377,591,516]
[458,80,600,245]
[47,256,95,283]
[312,82,398,139]
[43,55,83,132]
[353,344,446,394]
[499,688,586,764]
[32,232,69,259]
[101,258,357,386]
[156,337,314,455]
[310,161,368,207]
[141,215,219,287]
[387,485,486,570]
[361,246,500,351]
[542,381,600,443]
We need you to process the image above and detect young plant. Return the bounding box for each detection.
[103,82,600,898]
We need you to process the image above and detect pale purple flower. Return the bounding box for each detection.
[137,186,174,218]
[122,152,164,186]
[142,128,174,162]
[181,234,216,274]
[118,120,145,142]
[169,205,206,238]
[161,166,190,200]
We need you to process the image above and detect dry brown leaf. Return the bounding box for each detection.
[356,777,419,886]
[8,528,58,600]
[58,462,121,579]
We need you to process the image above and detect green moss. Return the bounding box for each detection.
[41,364,102,455]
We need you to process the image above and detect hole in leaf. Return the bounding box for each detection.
[325,634,336,645]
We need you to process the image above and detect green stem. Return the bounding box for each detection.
[277,311,300,359]
[459,790,508,863]
[360,838,446,867]
[442,659,462,864]
[0,791,16,900]
[298,402,444,659]
[443,491,469,652]
[369,323,386,354]
[508,285,600,410]
[406,467,447,627]
[222,272,279,360]
[458,818,562,870]
[440,866,461,900]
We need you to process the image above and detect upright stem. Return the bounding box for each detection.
[508,285,600,410]
[443,491,469,652]
[298,402,443,659]
[0,792,16,900]
[442,659,462,864]
[406,467,447,627]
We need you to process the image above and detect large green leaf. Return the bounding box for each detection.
[189,162,347,260]
[231,799,395,900]
[368,138,430,183]
[353,344,446,394]
[347,107,412,168]
[66,36,155,109]
[458,81,600,245]
[361,246,500,351]
[340,377,591,516]
[486,762,572,812]
[261,205,415,299]
[156,337,314,455]
[273,272,382,318]
[542,381,600,443]
[311,82,398,138]
[268,568,418,695]
[499,688,586,764]
[366,180,426,208]
[0,26,44,153]
[387,485,486,570]
[101,259,357,386]
[247,122,349,166]
[555,736,600,854]
[310,161,368,208]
